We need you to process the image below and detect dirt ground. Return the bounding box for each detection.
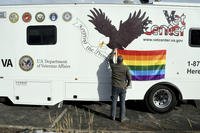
[0,100,200,132]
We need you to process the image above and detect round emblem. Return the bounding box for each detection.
[22,12,32,23]
[19,55,34,71]
[35,12,45,22]
[63,12,72,22]
[50,13,58,21]
[9,12,19,23]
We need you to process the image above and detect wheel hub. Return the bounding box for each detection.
[153,89,172,109]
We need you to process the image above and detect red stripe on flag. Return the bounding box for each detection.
[118,49,166,56]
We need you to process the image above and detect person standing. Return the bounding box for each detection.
[108,49,131,122]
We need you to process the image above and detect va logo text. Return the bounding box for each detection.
[1,59,13,67]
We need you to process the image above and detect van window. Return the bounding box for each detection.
[27,25,57,45]
[189,29,200,47]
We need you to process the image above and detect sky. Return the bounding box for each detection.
[0,0,199,5]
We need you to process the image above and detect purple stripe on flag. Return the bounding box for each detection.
[132,75,165,81]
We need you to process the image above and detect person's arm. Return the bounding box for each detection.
[126,68,132,88]
[108,49,117,64]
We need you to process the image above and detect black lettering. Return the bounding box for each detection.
[1,59,13,67]
[163,10,176,25]
[187,68,200,74]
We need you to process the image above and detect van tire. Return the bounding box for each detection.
[145,85,177,113]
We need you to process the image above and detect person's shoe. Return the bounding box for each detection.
[120,117,129,122]
[111,116,115,121]
[112,117,115,121]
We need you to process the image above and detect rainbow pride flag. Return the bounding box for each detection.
[117,49,166,81]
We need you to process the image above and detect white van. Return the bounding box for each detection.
[0,2,199,113]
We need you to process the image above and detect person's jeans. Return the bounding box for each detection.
[111,86,126,120]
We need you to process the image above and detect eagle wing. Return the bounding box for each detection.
[88,8,117,37]
[118,10,151,48]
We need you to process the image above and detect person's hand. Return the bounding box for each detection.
[113,48,117,54]
[111,48,116,54]
[124,86,128,90]
[126,85,132,89]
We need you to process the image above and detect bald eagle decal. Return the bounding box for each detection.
[88,8,152,49]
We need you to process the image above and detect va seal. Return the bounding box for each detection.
[19,55,34,71]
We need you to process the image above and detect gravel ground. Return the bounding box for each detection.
[0,100,199,132]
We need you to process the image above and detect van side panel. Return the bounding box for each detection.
[0,4,200,105]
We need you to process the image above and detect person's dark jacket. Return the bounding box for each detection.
[108,51,131,89]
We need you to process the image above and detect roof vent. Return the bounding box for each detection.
[123,0,134,4]
[139,0,155,4]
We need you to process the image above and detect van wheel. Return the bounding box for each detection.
[145,85,177,113]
